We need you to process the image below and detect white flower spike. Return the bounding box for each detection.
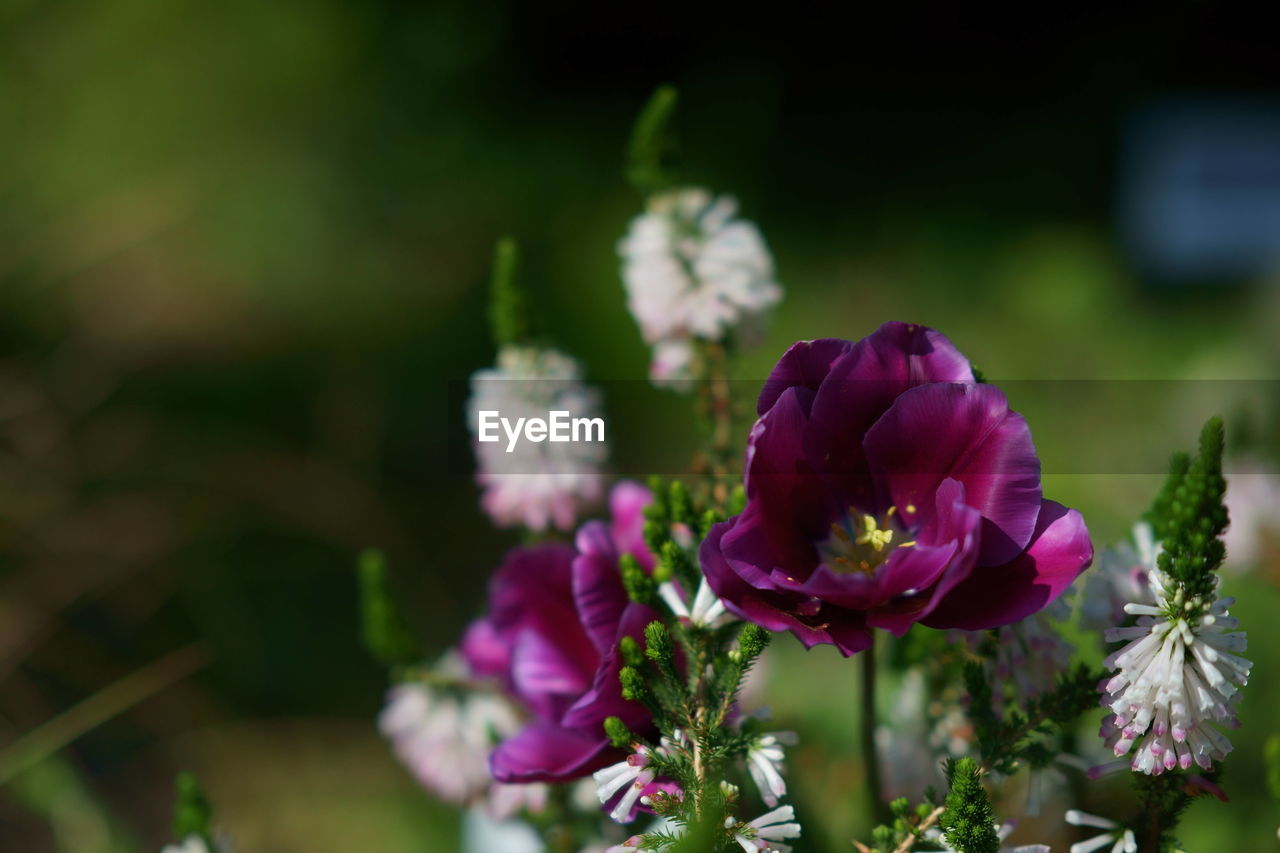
[1098,567,1251,775]
[727,804,802,852]
[1065,809,1136,853]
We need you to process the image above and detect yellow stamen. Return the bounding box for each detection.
[855,513,895,552]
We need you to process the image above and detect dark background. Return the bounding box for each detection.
[1,2,1278,850]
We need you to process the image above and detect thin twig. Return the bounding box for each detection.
[891,805,946,853]
[0,643,212,786]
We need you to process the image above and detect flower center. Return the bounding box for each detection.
[819,506,916,575]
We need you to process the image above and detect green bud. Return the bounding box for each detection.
[1154,417,1229,603]
[619,635,644,668]
[357,548,416,666]
[626,85,679,195]
[619,666,646,702]
[644,621,674,665]
[645,476,669,520]
[1145,451,1190,540]
[668,480,693,524]
[488,237,526,347]
[659,540,697,587]
[171,772,213,842]
[939,758,999,853]
[604,716,633,750]
[643,519,669,556]
[699,508,724,538]
[737,623,771,661]
[619,553,655,604]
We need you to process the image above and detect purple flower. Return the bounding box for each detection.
[462,482,659,784]
[700,322,1093,655]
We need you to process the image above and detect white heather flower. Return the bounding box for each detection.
[594,735,685,824]
[463,807,544,853]
[658,575,730,627]
[594,747,659,823]
[467,345,606,531]
[618,188,781,388]
[1064,809,1136,853]
[727,805,802,852]
[746,732,798,807]
[922,820,1049,853]
[379,671,525,806]
[488,781,550,821]
[1223,458,1280,571]
[1098,568,1251,775]
[1081,522,1159,632]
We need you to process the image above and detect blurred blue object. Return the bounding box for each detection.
[1121,100,1280,282]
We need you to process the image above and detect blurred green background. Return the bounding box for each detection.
[1,1,1278,850]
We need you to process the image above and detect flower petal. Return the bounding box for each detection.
[561,602,658,731]
[460,617,509,679]
[573,522,634,658]
[743,386,840,544]
[921,499,1093,630]
[701,520,872,656]
[757,338,853,416]
[863,382,1041,565]
[807,322,974,511]
[490,723,613,784]
[608,481,654,568]
[867,478,982,634]
[510,627,594,720]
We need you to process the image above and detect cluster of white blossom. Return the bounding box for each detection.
[467,345,607,531]
[591,727,799,849]
[379,654,547,818]
[1097,568,1251,775]
[618,188,781,389]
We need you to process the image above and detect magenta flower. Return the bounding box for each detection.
[462,482,659,784]
[700,322,1092,655]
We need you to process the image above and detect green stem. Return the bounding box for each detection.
[862,634,889,825]
[694,341,735,505]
